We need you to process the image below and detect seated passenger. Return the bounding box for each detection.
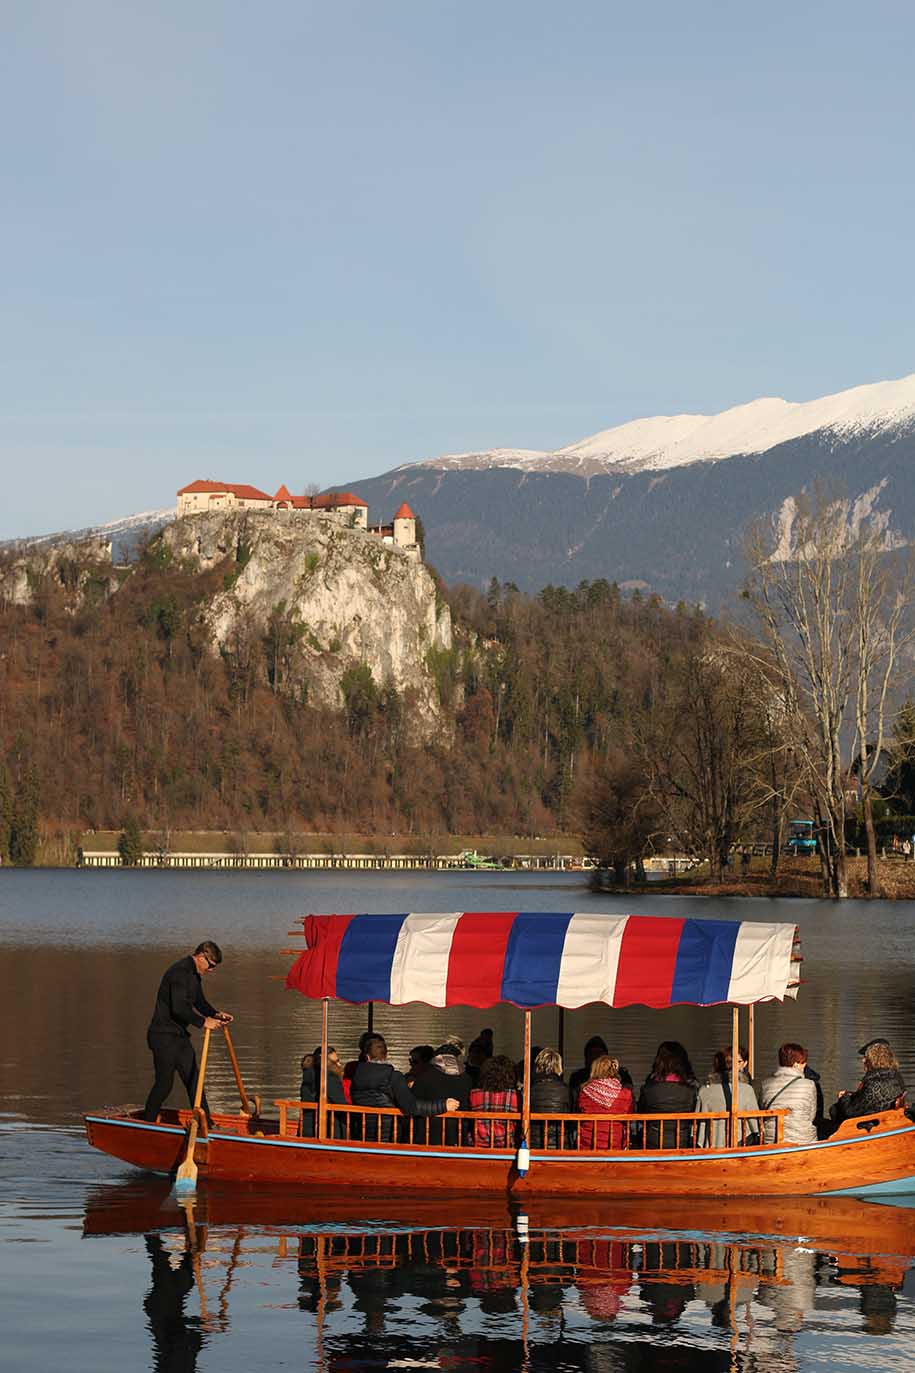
[830,1039,906,1129]
[696,1046,760,1147]
[758,1043,817,1143]
[469,1054,519,1147]
[568,1035,609,1110]
[299,1045,348,1138]
[578,1054,634,1150]
[350,1035,458,1141]
[406,1044,435,1088]
[637,1042,698,1148]
[529,1047,572,1148]
[466,1036,492,1087]
[411,1041,473,1144]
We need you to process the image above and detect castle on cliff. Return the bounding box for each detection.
[176,480,419,558]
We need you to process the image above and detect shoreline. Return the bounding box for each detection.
[592,856,915,900]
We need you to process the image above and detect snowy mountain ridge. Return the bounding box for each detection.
[413,370,915,477]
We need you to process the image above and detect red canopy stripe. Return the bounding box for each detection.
[612,915,685,1008]
[445,912,518,1007]
[286,913,355,998]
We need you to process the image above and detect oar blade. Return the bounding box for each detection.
[173,1119,200,1196]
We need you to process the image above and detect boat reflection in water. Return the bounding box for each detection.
[83,1182,915,1371]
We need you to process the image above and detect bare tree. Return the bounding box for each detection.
[638,645,758,881]
[740,491,913,898]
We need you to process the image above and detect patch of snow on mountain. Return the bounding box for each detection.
[417,371,915,477]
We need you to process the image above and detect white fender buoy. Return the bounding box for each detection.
[517,1138,530,1178]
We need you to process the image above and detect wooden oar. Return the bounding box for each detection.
[222,1026,259,1116]
[175,1026,211,1196]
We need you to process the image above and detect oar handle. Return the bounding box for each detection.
[222,1026,256,1115]
[192,1026,212,1112]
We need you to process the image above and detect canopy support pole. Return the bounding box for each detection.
[318,998,329,1141]
[522,1010,532,1145]
[729,1006,740,1148]
[367,1001,374,1035]
[557,1006,565,1060]
[747,1003,755,1080]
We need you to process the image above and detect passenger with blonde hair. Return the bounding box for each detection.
[578,1054,634,1150]
[830,1038,906,1129]
[530,1046,570,1148]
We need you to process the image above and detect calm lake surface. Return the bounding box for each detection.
[3,869,915,1370]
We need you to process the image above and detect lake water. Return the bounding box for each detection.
[3,869,915,1370]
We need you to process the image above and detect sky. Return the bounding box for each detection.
[3,1,915,538]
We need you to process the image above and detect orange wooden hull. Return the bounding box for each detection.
[84,1105,915,1198]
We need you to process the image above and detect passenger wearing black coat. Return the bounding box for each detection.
[410,1046,472,1144]
[637,1041,698,1149]
[300,1048,348,1139]
[831,1040,906,1129]
[529,1049,575,1149]
[351,1036,456,1141]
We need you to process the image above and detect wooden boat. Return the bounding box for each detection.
[85,911,915,1197]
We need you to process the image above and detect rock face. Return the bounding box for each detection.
[0,536,113,607]
[161,511,452,729]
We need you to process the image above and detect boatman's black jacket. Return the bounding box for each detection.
[147,955,216,1038]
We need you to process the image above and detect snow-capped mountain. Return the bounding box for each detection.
[1,507,173,562]
[348,370,915,609]
[415,371,915,477]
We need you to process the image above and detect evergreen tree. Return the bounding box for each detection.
[117,814,144,867]
[10,766,40,867]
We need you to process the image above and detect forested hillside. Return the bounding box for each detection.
[0,534,706,856]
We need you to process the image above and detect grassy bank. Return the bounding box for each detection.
[597,856,915,900]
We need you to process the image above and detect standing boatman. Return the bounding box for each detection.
[143,940,233,1122]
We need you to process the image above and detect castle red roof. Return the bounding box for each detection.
[393,502,415,520]
[178,479,272,502]
[274,484,293,501]
[311,491,368,509]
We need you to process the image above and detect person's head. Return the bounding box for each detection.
[313,1045,343,1078]
[409,1044,435,1073]
[478,1054,517,1093]
[479,1027,494,1048]
[778,1042,808,1070]
[535,1047,563,1078]
[650,1041,694,1083]
[583,1035,608,1066]
[300,1051,313,1073]
[468,1037,491,1068]
[588,1054,621,1082]
[364,1035,387,1061]
[357,1030,375,1057]
[192,940,222,975]
[715,1045,749,1074]
[442,1035,465,1058]
[864,1042,899,1072]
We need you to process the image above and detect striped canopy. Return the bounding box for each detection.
[285,912,800,1010]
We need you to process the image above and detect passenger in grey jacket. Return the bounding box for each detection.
[696,1046,760,1147]
[759,1043,817,1144]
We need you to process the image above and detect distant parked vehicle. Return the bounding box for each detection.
[786,819,817,856]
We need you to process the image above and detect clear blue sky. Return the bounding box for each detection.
[3,2,914,538]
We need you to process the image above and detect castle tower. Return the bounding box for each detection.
[392,501,417,553]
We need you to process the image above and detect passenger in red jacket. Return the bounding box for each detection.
[578,1055,634,1149]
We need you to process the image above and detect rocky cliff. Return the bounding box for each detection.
[0,535,113,607]
[160,510,452,729]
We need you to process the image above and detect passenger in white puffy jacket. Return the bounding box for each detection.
[759,1042,818,1144]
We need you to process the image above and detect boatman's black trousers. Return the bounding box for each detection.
[143,1032,212,1122]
